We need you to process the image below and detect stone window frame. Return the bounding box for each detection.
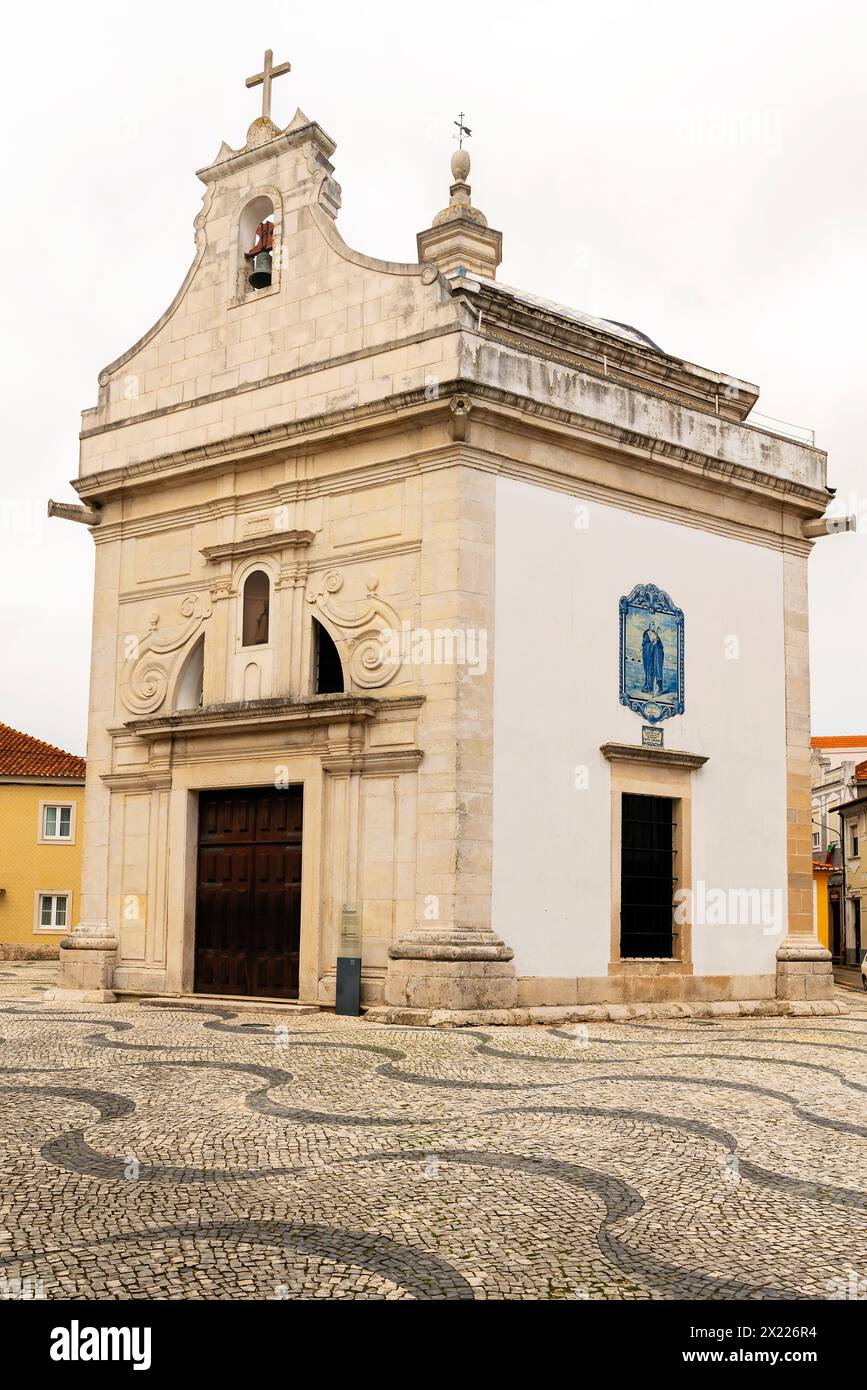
[235,559,277,655]
[37,799,77,845]
[601,744,707,978]
[33,889,73,933]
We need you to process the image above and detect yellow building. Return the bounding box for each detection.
[0,723,85,954]
[812,859,833,951]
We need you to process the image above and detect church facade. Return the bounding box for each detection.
[51,59,840,1018]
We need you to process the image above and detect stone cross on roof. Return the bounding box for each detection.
[245,49,291,123]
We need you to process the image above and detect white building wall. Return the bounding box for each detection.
[491,476,788,982]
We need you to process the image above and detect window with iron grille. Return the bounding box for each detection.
[620,793,676,959]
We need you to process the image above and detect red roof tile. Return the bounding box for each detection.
[856,760,867,781]
[811,735,867,749]
[0,722,85,780]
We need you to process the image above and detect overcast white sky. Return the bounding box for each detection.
[0,0,863,755]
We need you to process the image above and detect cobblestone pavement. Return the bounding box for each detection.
[0,963,865,1301]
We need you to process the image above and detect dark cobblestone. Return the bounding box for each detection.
[0,962,864,1301]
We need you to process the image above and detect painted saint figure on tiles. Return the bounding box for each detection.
[641,621,665,695]
[619,582,684,724]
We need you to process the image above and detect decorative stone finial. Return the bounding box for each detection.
[245,115,283,149]
[431,145,488,230]
[416,125,502,280]
[451,147,471,183]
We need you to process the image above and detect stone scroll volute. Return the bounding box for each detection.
[119,594,212,716]
[305,570,403,690]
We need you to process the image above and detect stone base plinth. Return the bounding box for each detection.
[365,997,848,1027]
[775,938,834,1002]
[52,929,118,1002]
[43,986,118,1003]
[384,930,518,1011]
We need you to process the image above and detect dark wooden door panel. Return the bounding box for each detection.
[250,846,302,997]
[194,787,303,999]
[198,790,258,844]
[256,791,303,841]
[195,845,253,995]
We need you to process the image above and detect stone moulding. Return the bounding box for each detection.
[453,284,757,422]
[196,113,337,183]
[776,940,834,961]
[101,772,174,792]
[75,377,829,538]
[320,749,423,776]
[388,937,515,963]
[600,742,708,771]
[79,331,459,448]
[121,693,424,740]
[199,531,315,564]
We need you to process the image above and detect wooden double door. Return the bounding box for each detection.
[194,786,303,999]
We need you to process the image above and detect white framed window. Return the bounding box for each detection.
[39,801,76,843]
[33,891,71,933]
[812,831,821,848]
[851,825,860,858]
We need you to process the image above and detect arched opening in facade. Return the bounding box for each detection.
[312,618,345,694]
[242,570,271,647]
[239,195,275,295]
[175,635,205,711]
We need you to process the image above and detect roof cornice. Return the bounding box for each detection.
[73,375,828,524]
[195,118,337,185]
[451,275,759,423]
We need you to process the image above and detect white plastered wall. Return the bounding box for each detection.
[491,475,788,981]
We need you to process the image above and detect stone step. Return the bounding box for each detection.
[137,994,322,1016]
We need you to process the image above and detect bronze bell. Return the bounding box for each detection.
[248,251,272,289]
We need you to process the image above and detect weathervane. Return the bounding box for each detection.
[246,48,291,123]
[453,112,472,149]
